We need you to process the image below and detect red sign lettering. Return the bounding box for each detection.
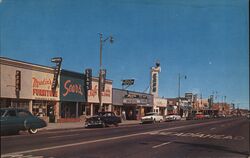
[63,80,83,96]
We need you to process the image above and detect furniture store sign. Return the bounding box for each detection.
[32,72,59,100]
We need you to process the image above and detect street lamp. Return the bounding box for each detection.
[98,33,114,112]
[177,73,187,116]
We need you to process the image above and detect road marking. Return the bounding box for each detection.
[210,127,216,130]
[0,154,48,158]
[152,142,171,148]
[149,131,245,141]
[48,134,79,139]
[1,119,239,157]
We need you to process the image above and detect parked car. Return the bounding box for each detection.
[141,112,164,124]
[85,112,121,128]
[194,114,205,120]
[186,114,195,120]
[0,108,47,135]
[165,114,181,121]
[204,115,211,119]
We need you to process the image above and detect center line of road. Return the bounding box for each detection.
[1,119,235,157]
[152,142,171,148]
[48,134,80,139]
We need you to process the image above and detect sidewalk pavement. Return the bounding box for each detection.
[41,120,141,131]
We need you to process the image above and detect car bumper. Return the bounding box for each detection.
[141,119,154,124]
[85,121,103,127]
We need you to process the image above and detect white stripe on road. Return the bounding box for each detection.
[48,134,80,139]
[1,119,236,157]
[210,127,216,131]
[152,142,171,148]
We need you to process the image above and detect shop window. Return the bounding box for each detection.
[61,102,77,118]
[33,101,47,117]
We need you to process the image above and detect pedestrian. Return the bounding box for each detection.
[122,110,126,121]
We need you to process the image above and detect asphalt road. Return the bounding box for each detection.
[1,117,249,158]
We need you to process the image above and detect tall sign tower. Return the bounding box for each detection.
[150,61,161,97]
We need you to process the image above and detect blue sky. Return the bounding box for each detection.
[0,0,249,109]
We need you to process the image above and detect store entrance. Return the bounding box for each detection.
[123,105,137,120]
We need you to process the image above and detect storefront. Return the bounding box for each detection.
[32,70,59,122]
[0,57,59,123]
[113,88,153,120]
[86,77,112,116]
[58,70,86,122]
[153,97,167,116]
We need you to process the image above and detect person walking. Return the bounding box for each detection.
[122,110,126,121]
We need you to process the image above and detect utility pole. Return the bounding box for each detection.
[177,73,187,116]
[98,33,113,112]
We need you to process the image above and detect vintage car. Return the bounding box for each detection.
[141,112,164,124]
[1,108,47,135]
[165,114,181,121]
[85,112,122,128]
[194,114,205,120]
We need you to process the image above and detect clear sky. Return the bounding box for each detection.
[0,0,249,109]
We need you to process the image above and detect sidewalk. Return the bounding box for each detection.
[41,120,141,131]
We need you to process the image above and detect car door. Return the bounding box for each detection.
[17,109,39,130]
[2,109,23,132]
[104,113,112,124]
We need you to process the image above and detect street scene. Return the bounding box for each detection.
[0,0,249,158]
[1,117,249,158]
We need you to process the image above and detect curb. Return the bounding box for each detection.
[40,122,141,132]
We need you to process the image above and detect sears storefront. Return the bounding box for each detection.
[58,70,86,122]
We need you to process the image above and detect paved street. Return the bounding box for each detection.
[1,117,249,158]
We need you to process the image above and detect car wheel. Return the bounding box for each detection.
[28,128,38,134]
[153,119,156,124]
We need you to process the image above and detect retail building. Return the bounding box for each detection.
[112,88,153,120]
[86,77,112,116]
[0,57,60,122]
[0,57,88,122]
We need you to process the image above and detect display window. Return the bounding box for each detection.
[32,100,51,117]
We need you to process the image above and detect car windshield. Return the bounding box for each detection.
[145,113,155,116]
[0,109,6,117]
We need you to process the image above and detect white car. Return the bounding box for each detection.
[165,114,181,121]
[141,112,164,124]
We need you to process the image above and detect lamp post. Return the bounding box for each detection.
[177,73,187,116]
[98,33,114,112]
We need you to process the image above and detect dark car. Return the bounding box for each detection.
[1,108,47,135]
[85,112,121,128]
[186,114,195,120]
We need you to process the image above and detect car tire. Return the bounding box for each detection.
[153,119,156,124]
[28,128,38,134]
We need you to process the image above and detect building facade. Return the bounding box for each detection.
[0,57,60,122]
[86,77,112,116]
[153,97,167,116]
[112,88,153,120]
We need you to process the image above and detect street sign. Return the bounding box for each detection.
[15,70,21,92]
[122,79,135,86]
[85,68,92,90]
[99,69,106,92]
